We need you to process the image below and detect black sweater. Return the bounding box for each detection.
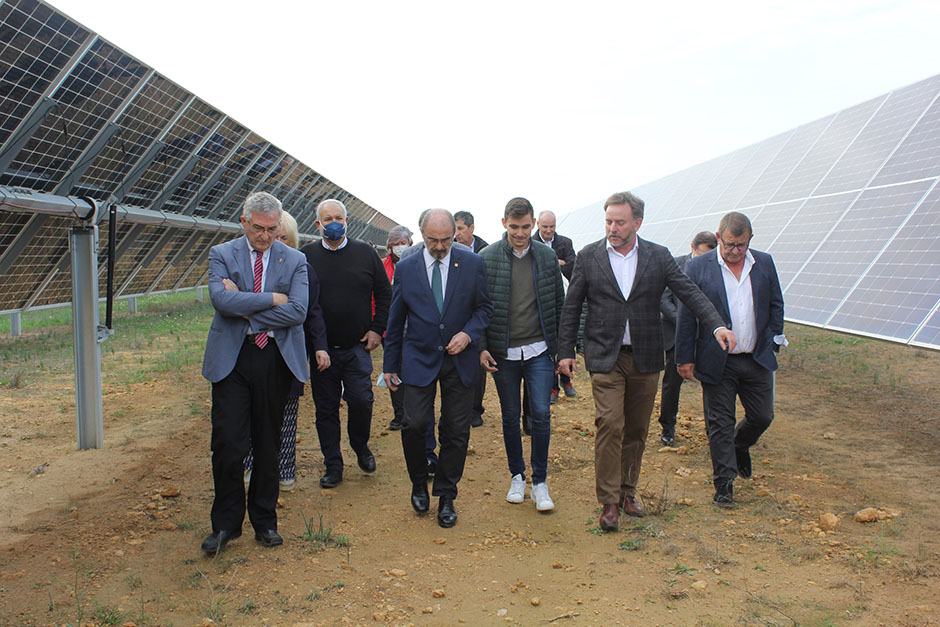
[301,239,391,349]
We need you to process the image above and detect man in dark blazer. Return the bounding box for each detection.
[658,231,717,446]
[557,191,735,532]
[200,191,309,554]
[532,210,578,405]
[676,212,785,508]
[533,210,577,281]
[384,209,493,528]
[454,210,489,253]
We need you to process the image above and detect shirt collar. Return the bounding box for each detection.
[605,236,639,259]
[321,236,348,251]
[422,245,452,269]
[512,244,531,259]
[537,233,554,245]
[716,248,755,268]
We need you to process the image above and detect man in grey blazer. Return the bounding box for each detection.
[200,191,309,554]
[557,191,735,532]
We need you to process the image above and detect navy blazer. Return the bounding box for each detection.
[675,249,785,385]
[383,247,493,388]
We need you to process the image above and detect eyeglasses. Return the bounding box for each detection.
[720,239,749,252]
[246,221,280,235]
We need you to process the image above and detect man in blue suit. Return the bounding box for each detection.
[676,211,786,508]
[384,209,493,528]
[200,192,309,553]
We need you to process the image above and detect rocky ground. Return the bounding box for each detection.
[0,321,938,626]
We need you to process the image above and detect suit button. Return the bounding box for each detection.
[439,324,445,330]
[437,346,444,351]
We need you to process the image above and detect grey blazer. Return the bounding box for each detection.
[201,236,309,383]
[558,237,726,374]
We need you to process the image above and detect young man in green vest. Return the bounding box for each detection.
[479,198,566,512]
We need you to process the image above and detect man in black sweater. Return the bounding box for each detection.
[301,200,392,489]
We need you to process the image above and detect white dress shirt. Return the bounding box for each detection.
[321,236,348,251]
[718,249,757,354]
[422,246,452,295]
[606,238,640,345]
[505,244,548,361]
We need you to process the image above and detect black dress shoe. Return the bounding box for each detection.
[356,447,376,473]
[411,483,430,514]
[389,417,403,431]
[470,414,484,428]
[714,479,735,509]
[201,528,241,555]
[255,529,283,547]
[660,426,676,447]
[319,469,343,488]
[426,460,437,478]
[437,496,457,528]
[735,446,752,479]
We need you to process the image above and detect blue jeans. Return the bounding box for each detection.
[491,351,553,484]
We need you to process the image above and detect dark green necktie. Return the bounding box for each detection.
[432,260,444,313]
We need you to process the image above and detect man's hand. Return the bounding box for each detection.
[677,363,695,380]
[479,350,498,372]
[361,330,382,351]
[222,278,239,292]
[446,331,471,355]
[383,372,401,392]
[558,259,566,266]
[557,357,577,378]
[713,327,737,352]
[314,350,331,372]
[272,292,288,306]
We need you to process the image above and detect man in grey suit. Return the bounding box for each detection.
[557,191,735,532]
[200,191,309,554]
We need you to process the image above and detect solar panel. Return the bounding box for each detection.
[0,0,398,317]
[559,73,940,350]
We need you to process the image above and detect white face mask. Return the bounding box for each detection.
[392,244,409,258]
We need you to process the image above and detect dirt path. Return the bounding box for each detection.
[1,323,938,626]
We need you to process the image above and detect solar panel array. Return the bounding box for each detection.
[0,0,398,315]
[558,73,940,351]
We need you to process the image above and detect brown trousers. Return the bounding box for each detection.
[589,347,660,505]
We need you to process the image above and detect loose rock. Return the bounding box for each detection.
[819,513,840,531]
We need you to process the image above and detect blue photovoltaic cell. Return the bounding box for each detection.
[827,185,940,340]
[912,308,940,347]
[736,115,834,209]
[784,180,933,324]
[770,96,884,203]
[871,94,940,186]
[814,75,940,196]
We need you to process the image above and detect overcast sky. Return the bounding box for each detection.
[50,0,940,241]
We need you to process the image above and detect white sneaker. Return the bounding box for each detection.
[279,478,296,492]
[506,474,526,504]
[531,483,554,512]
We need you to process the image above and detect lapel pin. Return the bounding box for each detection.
[278,257,283,263]
[454,262,459,267]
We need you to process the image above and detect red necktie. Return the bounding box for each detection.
[252,250,268,349]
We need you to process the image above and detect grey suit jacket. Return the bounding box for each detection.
[660,253,690,352]
[201,236,309,383]
[558,237,726,374]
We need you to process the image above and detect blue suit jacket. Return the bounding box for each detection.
[675,249,784,385]
[202,236,309,383]
[383,247,493,388]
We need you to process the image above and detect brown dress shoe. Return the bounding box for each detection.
[598,503,620,531]
[620,495,644,518]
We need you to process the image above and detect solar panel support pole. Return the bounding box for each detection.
[70,222,107,450]
[10,313,22,337]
